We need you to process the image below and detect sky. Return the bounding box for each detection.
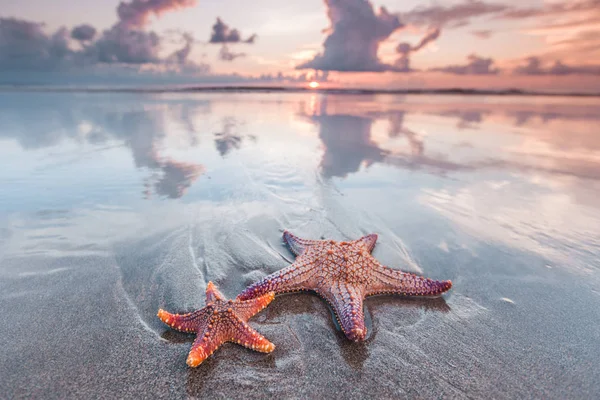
[1,0,599,91]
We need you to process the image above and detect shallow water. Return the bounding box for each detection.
[1,91,599,399]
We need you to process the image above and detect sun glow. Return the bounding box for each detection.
[308,81,320,89]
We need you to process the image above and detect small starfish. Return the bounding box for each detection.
[238,231,452,342]
[158,281,275,367]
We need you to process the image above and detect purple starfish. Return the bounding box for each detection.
[238,231,452,341]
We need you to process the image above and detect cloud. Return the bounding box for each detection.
[498,0,600,63]
[218,45,245,62]
[411,27,441,53]
[401,1,508,28]
[296,0,404,72]
[471,29,492,39]
[0,18,73,70]
[0,0,204,79]
[514,57,600,76]
[85,0,199,65]
[499,0,599,20]
[166,32,194,64]
[90,26,162,64]
[209,18,257,44]
[395,28,441,72]
[71,24,97,42]
[116,0,198,28]
[258,70,329,83]
[548,61,600,76]
[431,54,499,75]
[513,57,544,75]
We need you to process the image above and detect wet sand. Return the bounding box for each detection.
[1,91,599,399]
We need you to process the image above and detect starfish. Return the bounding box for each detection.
[238,231,452,342]
[157,281,275,367]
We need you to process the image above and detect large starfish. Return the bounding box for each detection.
[158,282,275,367]
[238,231,452,341]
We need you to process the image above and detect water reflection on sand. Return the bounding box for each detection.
[1,91,600,399]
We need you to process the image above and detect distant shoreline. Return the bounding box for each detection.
[1,85,599,97]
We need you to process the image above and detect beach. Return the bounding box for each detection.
[1,91,599,399]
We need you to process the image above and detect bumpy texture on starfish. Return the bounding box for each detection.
[158,281,275,367]
[238,231,452,342]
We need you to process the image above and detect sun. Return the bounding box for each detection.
[308,81,320,89]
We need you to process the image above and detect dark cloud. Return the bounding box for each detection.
[471,29,492,39]
[167,32,194,64]
[401,1,508,28]
[394,45,412,72]
[514,57,600,76]
[431,54,499,75]
[296,0,404,72]
[513,57,544,75]
[90,26,161,64]
[395,28,441,72]
[0,18,72,70]
[209,18,257,44]
[550,61,600,76]
[86,0,199,65]
[218,45,245,62]
[116,0,198,28]
[71,24,97,42]
[0,0,203,77]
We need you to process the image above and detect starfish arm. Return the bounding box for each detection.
[234,291,275,321]
[320,283,367,342]
[366,263,452,297]
[283,230,323,256]
[352,233,378,253]
[205,281,226,303]
[157,308,208,333]
[228,316,275,353]
[186,324,228,367]
[237,261,317,300]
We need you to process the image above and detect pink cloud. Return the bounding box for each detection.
[431,54,499,75]
[514,57,600,76]
[116,0,198,28]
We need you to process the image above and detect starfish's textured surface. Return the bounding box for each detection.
[158,282,275,367]
[238,231,452,341]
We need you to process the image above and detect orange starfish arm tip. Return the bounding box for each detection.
[157,308,173,325]
[187,349,207,367]
[205,281,226,302]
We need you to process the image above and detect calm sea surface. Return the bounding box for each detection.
[1,91,599,399]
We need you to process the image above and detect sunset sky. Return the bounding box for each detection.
[1,0,599,91]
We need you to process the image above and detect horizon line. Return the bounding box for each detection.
[0,85,598,97]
